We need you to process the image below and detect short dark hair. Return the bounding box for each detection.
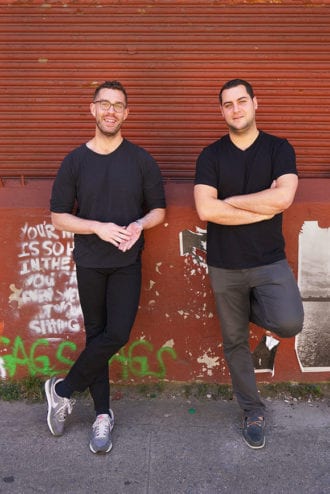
[93,80,128,106]
[219,79,254,104]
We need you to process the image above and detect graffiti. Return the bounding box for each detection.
[10,221,82,336]
[1,220,177,382]
[0,335,76,378]
[0,335,176,381]
[110,339,177,379]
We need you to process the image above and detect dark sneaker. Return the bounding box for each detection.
[242,415,265,449]
[89,409,115,454]
[45,377,76,436]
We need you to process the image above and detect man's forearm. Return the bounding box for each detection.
[197,197,273,225]
[51,212,100,234]
[225,174,298,215]
[224,189,284,215]
[136,208,166,230]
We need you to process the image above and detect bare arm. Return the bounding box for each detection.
[224,173,298,215]
[194,185,274,225]
[118,208,166,252]
[51,212,132,248]
[134,208,166,230]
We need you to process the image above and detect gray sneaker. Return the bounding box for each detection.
[45,377,76,436]
[89,409,115,454]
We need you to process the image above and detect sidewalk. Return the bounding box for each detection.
[0,393,329,494]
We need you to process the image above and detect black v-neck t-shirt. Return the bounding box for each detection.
[195,131,297,269]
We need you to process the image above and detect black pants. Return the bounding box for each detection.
[209,259,304,416]
[64,260,141,414]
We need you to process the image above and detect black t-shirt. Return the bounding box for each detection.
[195,131,297,269]
[50,139,166,268]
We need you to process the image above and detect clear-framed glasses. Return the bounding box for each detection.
[93,100,126,113]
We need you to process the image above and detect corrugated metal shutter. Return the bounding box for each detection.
[1,1,329,180]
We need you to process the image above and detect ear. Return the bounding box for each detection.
[253,96,258,110]
[123,107,129,121]
[90,102,96,117]
[219,103,224,117]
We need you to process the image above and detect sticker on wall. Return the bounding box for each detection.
[296,221,330,372]
[179,227,207,269]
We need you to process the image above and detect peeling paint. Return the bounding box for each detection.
[197,351,220,377]
[9,284,23,308]
[177,309,189,319]
[147,280,155,290]
[0,357,6,379]
[162,339,175,348]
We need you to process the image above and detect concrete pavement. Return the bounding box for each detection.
[0,391,329,494]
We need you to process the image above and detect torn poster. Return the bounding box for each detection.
[296,221,330,372]
[252,335,280,377]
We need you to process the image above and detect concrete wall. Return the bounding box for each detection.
[0,179,329,384]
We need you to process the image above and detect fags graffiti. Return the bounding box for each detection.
[0,334,177,381]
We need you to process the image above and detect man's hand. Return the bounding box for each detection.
[94,222,132,247]
[118,221,143,252]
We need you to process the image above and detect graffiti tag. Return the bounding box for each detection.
[0,336,177,381]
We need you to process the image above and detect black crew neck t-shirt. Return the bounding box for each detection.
[195,131,297,269]
[50,139,166,268]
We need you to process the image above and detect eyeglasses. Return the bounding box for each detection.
[93,100,126,113]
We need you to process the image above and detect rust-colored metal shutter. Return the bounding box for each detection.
[1,1,329,180]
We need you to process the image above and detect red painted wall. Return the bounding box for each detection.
[0,179,329,384]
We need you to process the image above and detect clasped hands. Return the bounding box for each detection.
[95,221,143,252]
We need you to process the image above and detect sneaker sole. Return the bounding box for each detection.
[45,379,61,437]
[89,442,113,454]
[242,434,266,449]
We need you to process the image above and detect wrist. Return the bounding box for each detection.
[135,219,144,230]
[91,220,102,235]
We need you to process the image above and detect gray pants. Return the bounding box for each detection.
[209,259,304,416]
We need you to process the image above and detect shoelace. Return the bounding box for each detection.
[246,416,264,428]
[93,415,110,439]
[55,398,76,422]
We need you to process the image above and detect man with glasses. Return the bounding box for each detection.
[194,79,304,449]
[45,80,166,454]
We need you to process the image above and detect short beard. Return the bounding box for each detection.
[96,120,122,137]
